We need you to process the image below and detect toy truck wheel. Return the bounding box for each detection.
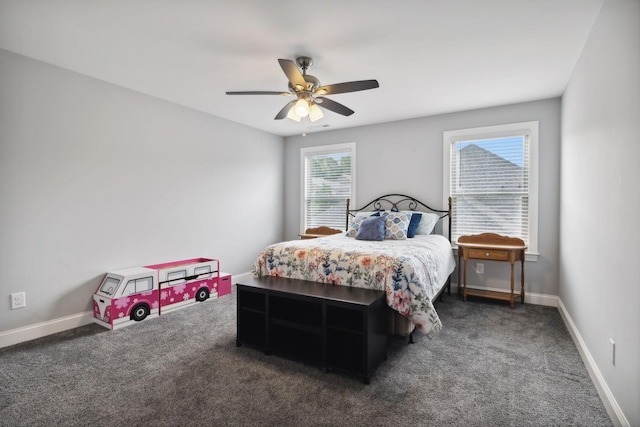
[131,304,149,321]
[195,288,209,302]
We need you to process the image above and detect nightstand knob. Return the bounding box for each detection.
[485,252,490,257]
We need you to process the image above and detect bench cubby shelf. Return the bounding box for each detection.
[236,276,389,384]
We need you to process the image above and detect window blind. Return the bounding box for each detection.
[450,135,530,244]
[304,148,353,230]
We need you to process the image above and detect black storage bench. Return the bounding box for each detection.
[236,276,389,384]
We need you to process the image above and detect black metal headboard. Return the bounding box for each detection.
[346,193,452,240]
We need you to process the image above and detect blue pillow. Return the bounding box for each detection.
[355,215,386,241]
[407,213,423,238]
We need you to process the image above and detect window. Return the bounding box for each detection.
[166,270,186,286]
[99,276,121,296]
[301,143,356,231]
[123,277,154,295]
[443,122,538,257]
[194,266,211,279]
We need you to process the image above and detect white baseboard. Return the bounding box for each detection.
[0,311,95,349]
[557,299,629,427]
[453,283,559,307]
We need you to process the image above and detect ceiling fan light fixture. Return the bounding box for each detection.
[286,107,301,122]
[294,99,310,117]
[309,103,324,122]
[227,57,379,122]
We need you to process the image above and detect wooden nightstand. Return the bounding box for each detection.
[457,233,526,308]
[299,226,342,240]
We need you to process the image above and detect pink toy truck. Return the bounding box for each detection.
[93,257,231,330]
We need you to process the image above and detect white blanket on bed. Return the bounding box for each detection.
[252,234,456,338]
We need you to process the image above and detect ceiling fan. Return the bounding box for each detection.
[226,56,379,122]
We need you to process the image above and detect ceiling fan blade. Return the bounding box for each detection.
[315,97,354,116]
[274,100,297,120]
[226,91,292,96]
[315,80,379,95]
[278,59,306,90]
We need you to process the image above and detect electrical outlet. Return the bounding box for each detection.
[11,292,26,309]
[609,338,615,366]
[476,263,484,274]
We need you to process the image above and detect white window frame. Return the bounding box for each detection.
[300,142,356,233]
[443,121,538,260]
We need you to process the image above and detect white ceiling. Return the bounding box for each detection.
[0,0,604,137]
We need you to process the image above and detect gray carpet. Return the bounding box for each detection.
[0,286,611,427]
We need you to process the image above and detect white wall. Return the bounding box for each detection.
[0,49,284,334]
[560,0,639,425]
[284,98,561,299]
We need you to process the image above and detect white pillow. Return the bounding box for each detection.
[414,212,440,235]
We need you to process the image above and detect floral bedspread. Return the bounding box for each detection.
[251,234,456,338]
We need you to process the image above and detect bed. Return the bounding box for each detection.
[251,194,456,339]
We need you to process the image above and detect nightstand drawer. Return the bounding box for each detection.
[467,248,509,261]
